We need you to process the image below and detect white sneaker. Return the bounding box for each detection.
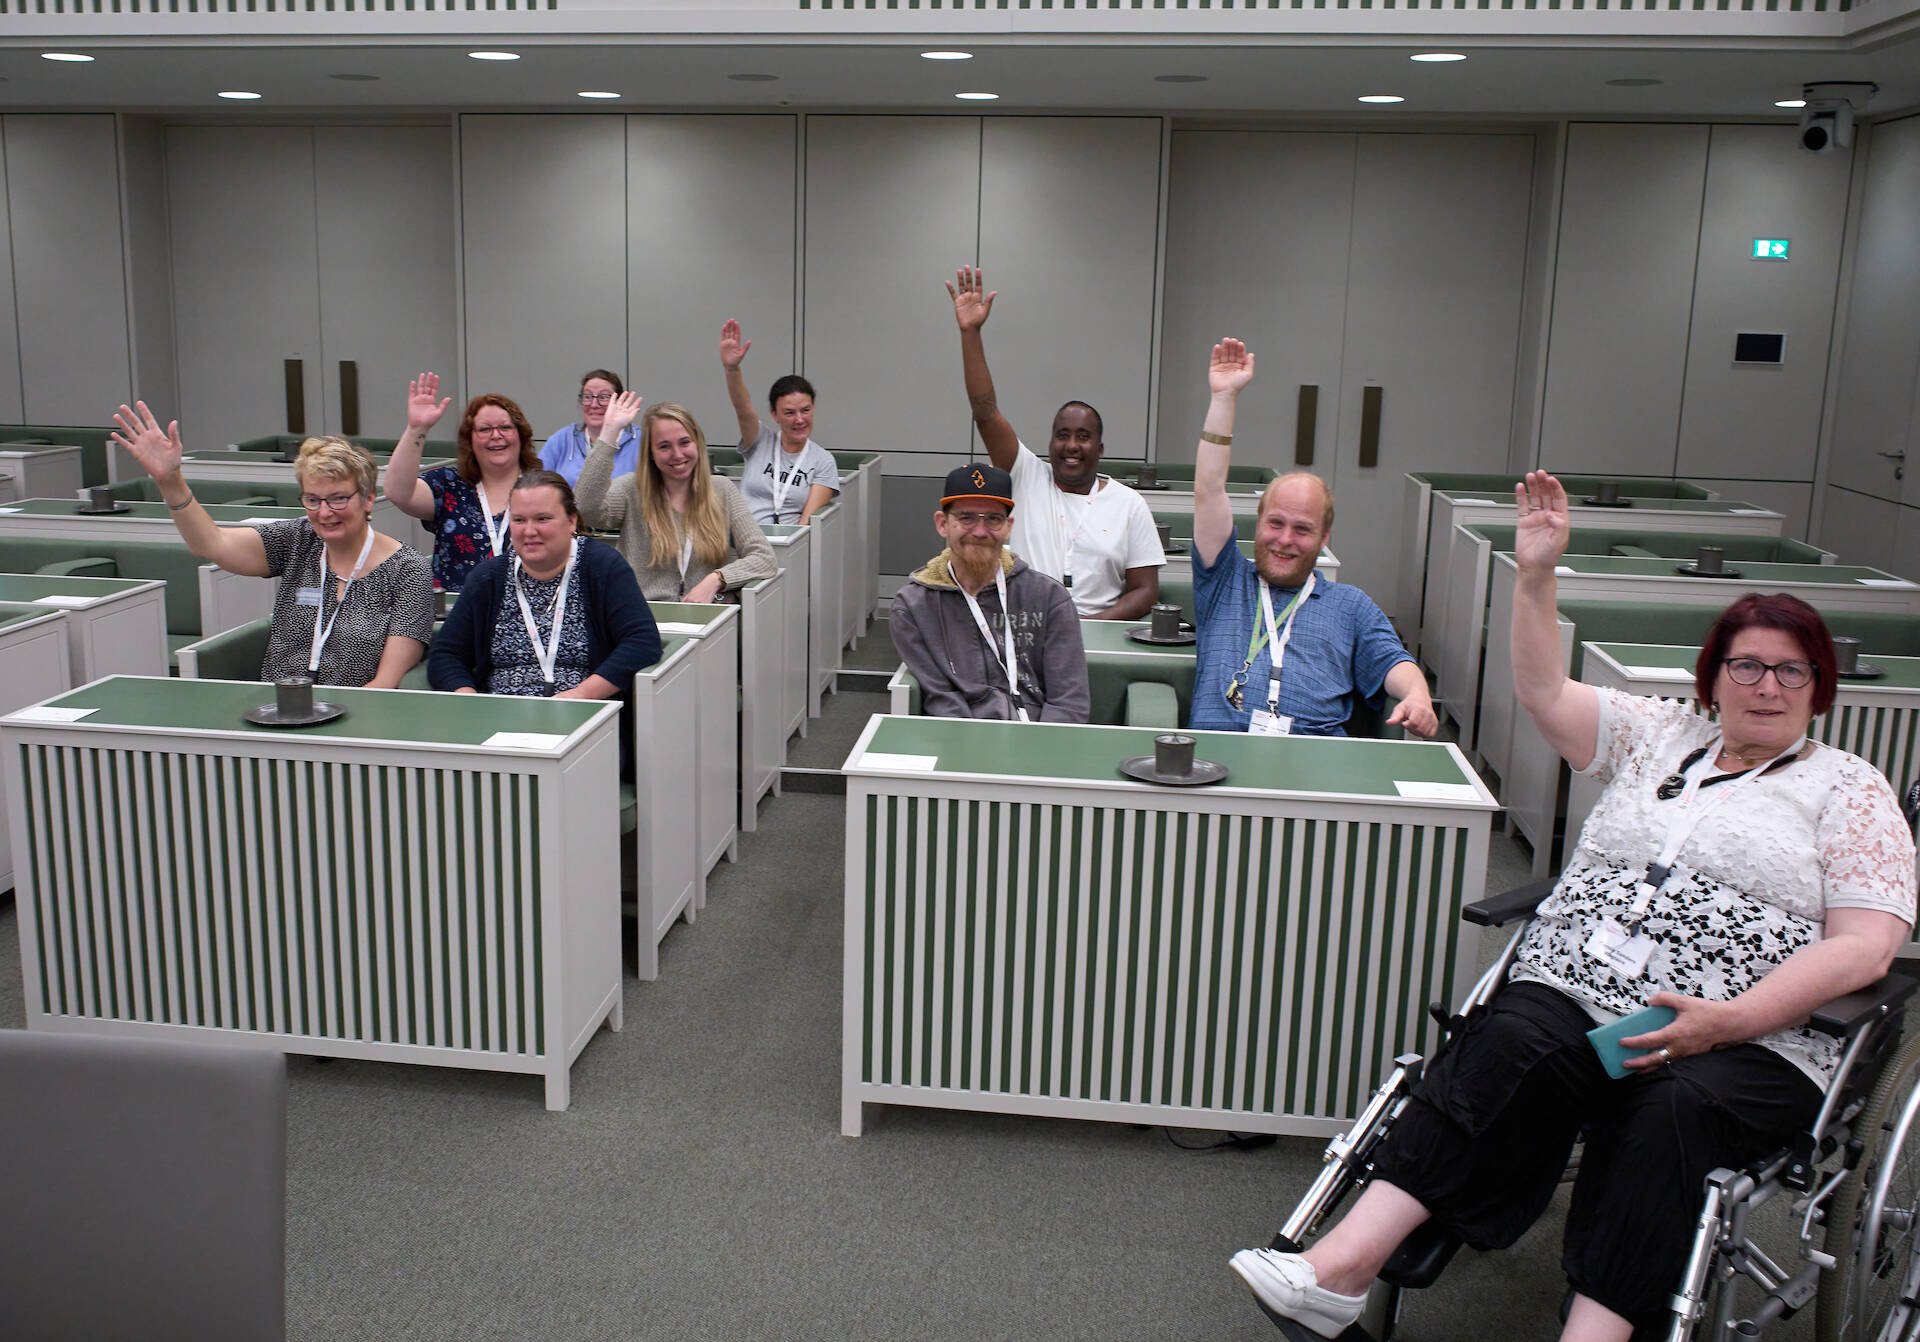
[1229,1248,1367,1339]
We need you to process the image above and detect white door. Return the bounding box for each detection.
[1326,133,1535,611]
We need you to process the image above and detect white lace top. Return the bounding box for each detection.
[1509,688,1916,1085]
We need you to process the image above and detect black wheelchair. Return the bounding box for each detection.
[1259,868,1920,1342]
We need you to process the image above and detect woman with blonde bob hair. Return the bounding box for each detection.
[110,408,433,687]
[574,394,775,604]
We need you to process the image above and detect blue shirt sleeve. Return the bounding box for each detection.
[1347,589,1415,701]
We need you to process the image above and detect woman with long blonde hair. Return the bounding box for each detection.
[574,395,775,603]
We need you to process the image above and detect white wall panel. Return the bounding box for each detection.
[626,115,796,449]
[1540,123,1708,477]
[977,117,1162,460]
[116,115,176,411]
[460,115,626,436]
[1154,131,1355,472]
[6,114,131,422]
[1820,484,1899,572]
[1676,124,1852,483]
[0,126,24,423]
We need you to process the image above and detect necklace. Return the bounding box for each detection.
[1719,742,1774,765]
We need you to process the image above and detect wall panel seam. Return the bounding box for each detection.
[1668,123,1713,481]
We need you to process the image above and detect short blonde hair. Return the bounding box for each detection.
[294,436,377,499]
[1263,471,1335,532]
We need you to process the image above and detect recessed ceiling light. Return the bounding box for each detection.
[1155,74,1209,84]
[1358,95,1406,104]
[1605,78,1663,87]
[330,73,380,82]
[921,51,974,61]
[41,52,94,63]
[218,91,263,101]
[1775,99,1808,109]
[955,92,1000,101]
[578,91,621,100]
[468,51,519,62]
[1410,53,1466,63]
[728,73,779,82]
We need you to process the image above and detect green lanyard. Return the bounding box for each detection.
[1226,579,1311,712]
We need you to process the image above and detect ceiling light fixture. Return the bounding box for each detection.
[1410,53,1466,63]
[218,91,263,101]
[330,73,380,82]
[468,51,520,62]
[921,51,974,61]
[578,91,621,100]
[1155,74,1209,84]
[41,52,94,63]
[955,91,1000,101]
[728,73,779,82]
[1605,78,1663,87]
[1358,95,1406,104]
[1775,99,1808,109]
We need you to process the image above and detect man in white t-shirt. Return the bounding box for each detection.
[946,266,1165,620]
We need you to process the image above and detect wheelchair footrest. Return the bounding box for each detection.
[1378,1223,1463,1290]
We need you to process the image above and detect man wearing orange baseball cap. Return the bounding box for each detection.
[890,463,1088,722]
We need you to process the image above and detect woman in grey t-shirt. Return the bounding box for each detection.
[718,318,841,526]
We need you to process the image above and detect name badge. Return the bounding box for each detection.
[293,587,322,608]
[1584,916,1655,979]
[1249,710,1293,737]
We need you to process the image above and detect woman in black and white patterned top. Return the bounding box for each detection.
[1231,469,1917,1342]
[110,405,434,687]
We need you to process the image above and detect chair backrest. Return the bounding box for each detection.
[1086,654,1194,726]
[0,424,115,484]
[175,615,271,680]
[0,537,209,634]
[0,1031,287,1342]
[105,477,301,508]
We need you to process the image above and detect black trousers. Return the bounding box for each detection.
[1368,981,1821,1328]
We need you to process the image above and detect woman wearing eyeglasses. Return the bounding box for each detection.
[385,373,541,594]
[110,404,433,688]
[537,369,641,488]
[1231,469,1916,1342]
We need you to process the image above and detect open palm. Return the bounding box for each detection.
[407,373,450,432]
[1514,470,1571,571]
[719,319,752,370]
[946,266,996,331]
[603,390,645,438]
[109,401,183,481]
[1209,339,1255,396]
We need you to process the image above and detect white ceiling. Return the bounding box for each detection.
[1,37,1918,120]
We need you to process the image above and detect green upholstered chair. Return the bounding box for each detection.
[0,425,116,486]
[100,478,300,510]
[0,537,215,655]
[1152,509,1257,541]
[1417,471,1715,501]
[228,433,455,459]
[174,617,270,681]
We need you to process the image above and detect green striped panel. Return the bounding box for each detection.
[863,794,1470,1121]
[20,743,543,1055]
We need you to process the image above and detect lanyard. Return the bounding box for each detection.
[1054,481,1098,582]
[474,481,510,557]
[678,530,694,582]
[959,567,1029,724]
[308,527,376,673]
[769,443,809,521]
[1627,731,1806,923]
[1230,574,1314,713]
[512,538,579,685]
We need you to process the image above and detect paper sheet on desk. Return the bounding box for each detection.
[1452,499,1501,506]
[859,752,938,771]
[1860,578,1919,588]
[1622,665,1696,682]
[239,516,285,525]
[483,731,567,750]
[32,594,97,608]
[655,621,706,634]
[0,507,23,515]
[1554,566,1576,576]
[1394,780,1481,802]
[1729,509,1774,515]
[7,705,95,723]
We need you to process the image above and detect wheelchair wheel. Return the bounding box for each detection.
[1817,1033,1920,1342]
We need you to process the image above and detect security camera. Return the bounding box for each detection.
[1798,81,1877,153]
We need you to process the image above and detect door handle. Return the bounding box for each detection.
[1359,385,1383,470]
[284,358,306,435]
[1294,385,1318,466]
[1876,450,1907,462]
[339,360,360,437]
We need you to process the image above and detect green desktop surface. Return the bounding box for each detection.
[1546,554,1897,584]
[3,497,304,521]
[647,602,731,631]
[1078,619,1196,657]
[1449,494,1765,515]
[0,606,53,633]
[854,715,1481,798]
[0,573,151,602]
[1590,642,1920,691]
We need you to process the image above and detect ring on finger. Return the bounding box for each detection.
[1657,1046,1673,1066]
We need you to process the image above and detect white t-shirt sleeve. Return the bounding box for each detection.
[805,444,841,492]
[1118,489,1167,569]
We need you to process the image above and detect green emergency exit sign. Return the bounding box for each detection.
[1753,238,1790,260]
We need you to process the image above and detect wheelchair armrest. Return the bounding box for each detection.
[1462,876,1559,927]
[1809,973,1916,1038]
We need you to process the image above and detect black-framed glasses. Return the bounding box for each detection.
[579,392,614,405]
[1722,656,1815,689]
[473,423,519,440]
[301,490,361,512]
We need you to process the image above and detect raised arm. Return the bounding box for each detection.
[1511,470,1599,769]
[110,402,269,577]
[719,320,760,447]
[575,390,642,530]
[1194,339,1253,567]
[385,372,451,521]
[947,266,1019,472]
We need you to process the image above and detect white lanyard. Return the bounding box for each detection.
[1258,573,1316,714]
[1628,731,1806,921]
[1054,481,1098,586]
[959,567,1030,724]
[768,443,809,521]
[678,530,694,583]
[474,481,510,556]
[308,527,375,673]
[512,538,579,685]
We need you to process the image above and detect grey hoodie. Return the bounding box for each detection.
[891,548,1089,723]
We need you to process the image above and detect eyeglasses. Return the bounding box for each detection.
[473,423,519,440]
[301,490,361,512]
[1722,657,1815,689]
[579,392,614,405]
[948,510,1011,531]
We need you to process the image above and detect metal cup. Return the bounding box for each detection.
[1595,480,1621,505]
[1154,733,1195,778]
[1834,636,1863,675]
[433,586,449,620]
[1155,522,1172,548]
[87,485,115,511]
[1149,602,1183,640]
[275,677,314,720]
[1695,545,1725,575]
[1137,462,1159,487]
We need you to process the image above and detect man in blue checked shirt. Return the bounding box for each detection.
[1185,337,1438,738]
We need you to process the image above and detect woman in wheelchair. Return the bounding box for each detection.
[1232,469,1918,1342]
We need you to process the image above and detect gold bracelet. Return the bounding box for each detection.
[167,494,195,512]
[1200,430,1232,446]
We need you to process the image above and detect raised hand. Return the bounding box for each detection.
[1513,470,1571,574]
[1208,338,1255,397]
[946,265,996,332]
[407,373,451,432]
[719,319,752,370]
[110,401,184,481]
[602,390,645,439]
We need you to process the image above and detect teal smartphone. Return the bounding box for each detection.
[1586,1005,1678,1079]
